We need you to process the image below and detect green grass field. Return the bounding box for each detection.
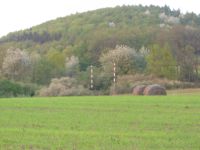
[0,96,200,150]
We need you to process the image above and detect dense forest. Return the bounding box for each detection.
[0,5,200,97]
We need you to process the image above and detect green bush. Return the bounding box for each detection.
[0,80,36,97]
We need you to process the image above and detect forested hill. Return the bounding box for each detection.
[0,5,200,96]
[0,5,200,61]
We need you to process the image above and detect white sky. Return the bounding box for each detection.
[0,0,199,37]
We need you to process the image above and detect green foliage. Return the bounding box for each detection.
[46,49,65,69]
[65,55,80,77]
[0,30,61,44]
[146,44,177,79]
[0,80,35,97]
[178,45,197,81]
[31,58,56,85]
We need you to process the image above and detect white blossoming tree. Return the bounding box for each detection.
[2,48,31,81]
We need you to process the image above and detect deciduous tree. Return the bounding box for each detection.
[146,44,177,79]
[2,48,31,81]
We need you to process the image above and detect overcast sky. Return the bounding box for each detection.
[0,0,198,37]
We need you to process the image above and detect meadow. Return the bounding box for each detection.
[0,96,200,150]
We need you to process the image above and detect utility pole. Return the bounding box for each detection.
[90,65,94,90]
[113,62,116,94]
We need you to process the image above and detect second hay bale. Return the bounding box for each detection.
[143,84,166,95]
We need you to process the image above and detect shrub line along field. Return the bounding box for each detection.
[167,88,200,96]
[0,96,200,150]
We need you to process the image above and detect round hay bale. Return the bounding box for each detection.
[143,84,166,95]
[133,85,146,95]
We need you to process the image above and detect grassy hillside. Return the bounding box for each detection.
[0,96,200,149]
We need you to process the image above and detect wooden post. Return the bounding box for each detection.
[90,65,94,90]
[113,62,116,94]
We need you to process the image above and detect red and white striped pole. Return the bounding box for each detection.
[113,62,116,94]
[90,65,94,90]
